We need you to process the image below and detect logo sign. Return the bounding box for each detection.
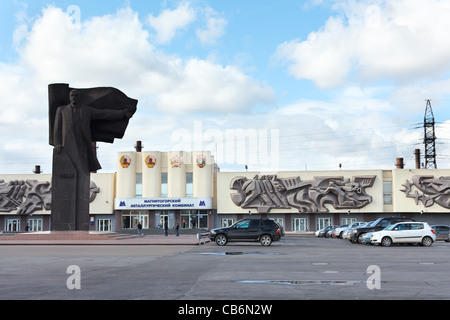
[145,155,157,168]
[120,155,132,168]
[114,197,212,210]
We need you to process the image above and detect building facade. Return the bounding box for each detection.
[1,151,450,233]
[216,169,450,231]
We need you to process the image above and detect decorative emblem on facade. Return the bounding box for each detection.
[401,175,450,209]
[145,155,157,168]
[170,155,183,168]
[230,175,376,213]
[0,179,100,215]
[120,155,132,168]
[196,154,206,168]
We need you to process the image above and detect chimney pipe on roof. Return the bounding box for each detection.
[414,149,421,169]
[135,141,143,152]
[396,158,404,169]
[33,165,42,174]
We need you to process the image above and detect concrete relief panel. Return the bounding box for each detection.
[230,174,376,213]
[401,175,450,209]
[0,178,100,215]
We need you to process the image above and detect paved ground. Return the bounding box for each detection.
[0,235,449,302]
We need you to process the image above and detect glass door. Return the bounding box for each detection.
[293,218,308,232]
[6,219,20,232]
[98,219,112,232]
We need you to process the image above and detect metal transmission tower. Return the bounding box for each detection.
[423,99,437,169]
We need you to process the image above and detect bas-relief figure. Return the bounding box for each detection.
[0,179,99,215]
[230,175,377,213]
[401,175,450,209]
[49,83,137,231]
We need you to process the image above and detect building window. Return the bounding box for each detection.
[383,181,392,205]
[293,218,308,232]
[317,218,331,230]
[28,219,43,232]
[342,218,356,225]
[161,172,168,198]
[136,173,142,198]
[5,219,20,232]
[221,218,234,227]
[186,172,193,197]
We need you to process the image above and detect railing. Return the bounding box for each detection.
[197,232,210,245]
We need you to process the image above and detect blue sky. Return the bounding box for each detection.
[1,0,450,174]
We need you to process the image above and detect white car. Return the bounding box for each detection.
[334,222,365,238]
[371,222,436,247]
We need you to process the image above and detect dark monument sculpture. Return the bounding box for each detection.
[48,83,137,231]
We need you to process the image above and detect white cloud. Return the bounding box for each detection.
[274,0,450,88]
[148,2,196,44]
[196,7,227,45]
[0,5,275,173]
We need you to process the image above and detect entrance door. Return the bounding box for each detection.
[160,213,169,229]
[293,218,308,232]
[98,219,112,232]
[6,219,20,232]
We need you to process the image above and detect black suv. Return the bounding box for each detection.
[209,218,284,246]
[350,217,416,244]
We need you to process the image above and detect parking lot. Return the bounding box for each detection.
[0,235,449,301]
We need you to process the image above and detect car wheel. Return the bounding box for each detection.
[260,234,272,246]
[381,236,392,247]
[215,234,228,246]
[421,236,433,247]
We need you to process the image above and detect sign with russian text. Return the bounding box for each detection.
[114,197,212,210]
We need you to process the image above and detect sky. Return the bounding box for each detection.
[1,0,450,174]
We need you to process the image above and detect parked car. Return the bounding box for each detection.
[349,217,416,244]
[359,232,374,244]
[325,226,338,238]
[209,218,284,246]
[431,225,450,242]
[342,222,373,240]
[334,222,365,239]
[314,225,335,238]
[370,222,436,247]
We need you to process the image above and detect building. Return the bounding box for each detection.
[113,150,215,231]
[1,149,450,232]
[217,169,450,231]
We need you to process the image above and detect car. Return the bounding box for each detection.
[370,222,436,247]
[209,218,284,246]
[314,225,335,238]
[334,222,365,239]
[342,222,373,240]
[431,225,450,242]
[349,217,416,244]
[359,232,374,244]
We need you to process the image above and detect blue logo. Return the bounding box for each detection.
[199,201,206,207]
[119,201,126,207]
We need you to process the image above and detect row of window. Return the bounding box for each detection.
[136,172,194,198]
[4,219,43,232]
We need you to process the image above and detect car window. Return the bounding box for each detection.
[379,219,390,228]
[249,220,260,227]
[235,220,250,228]
[410,223,424,230]
[397,224,409,231]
